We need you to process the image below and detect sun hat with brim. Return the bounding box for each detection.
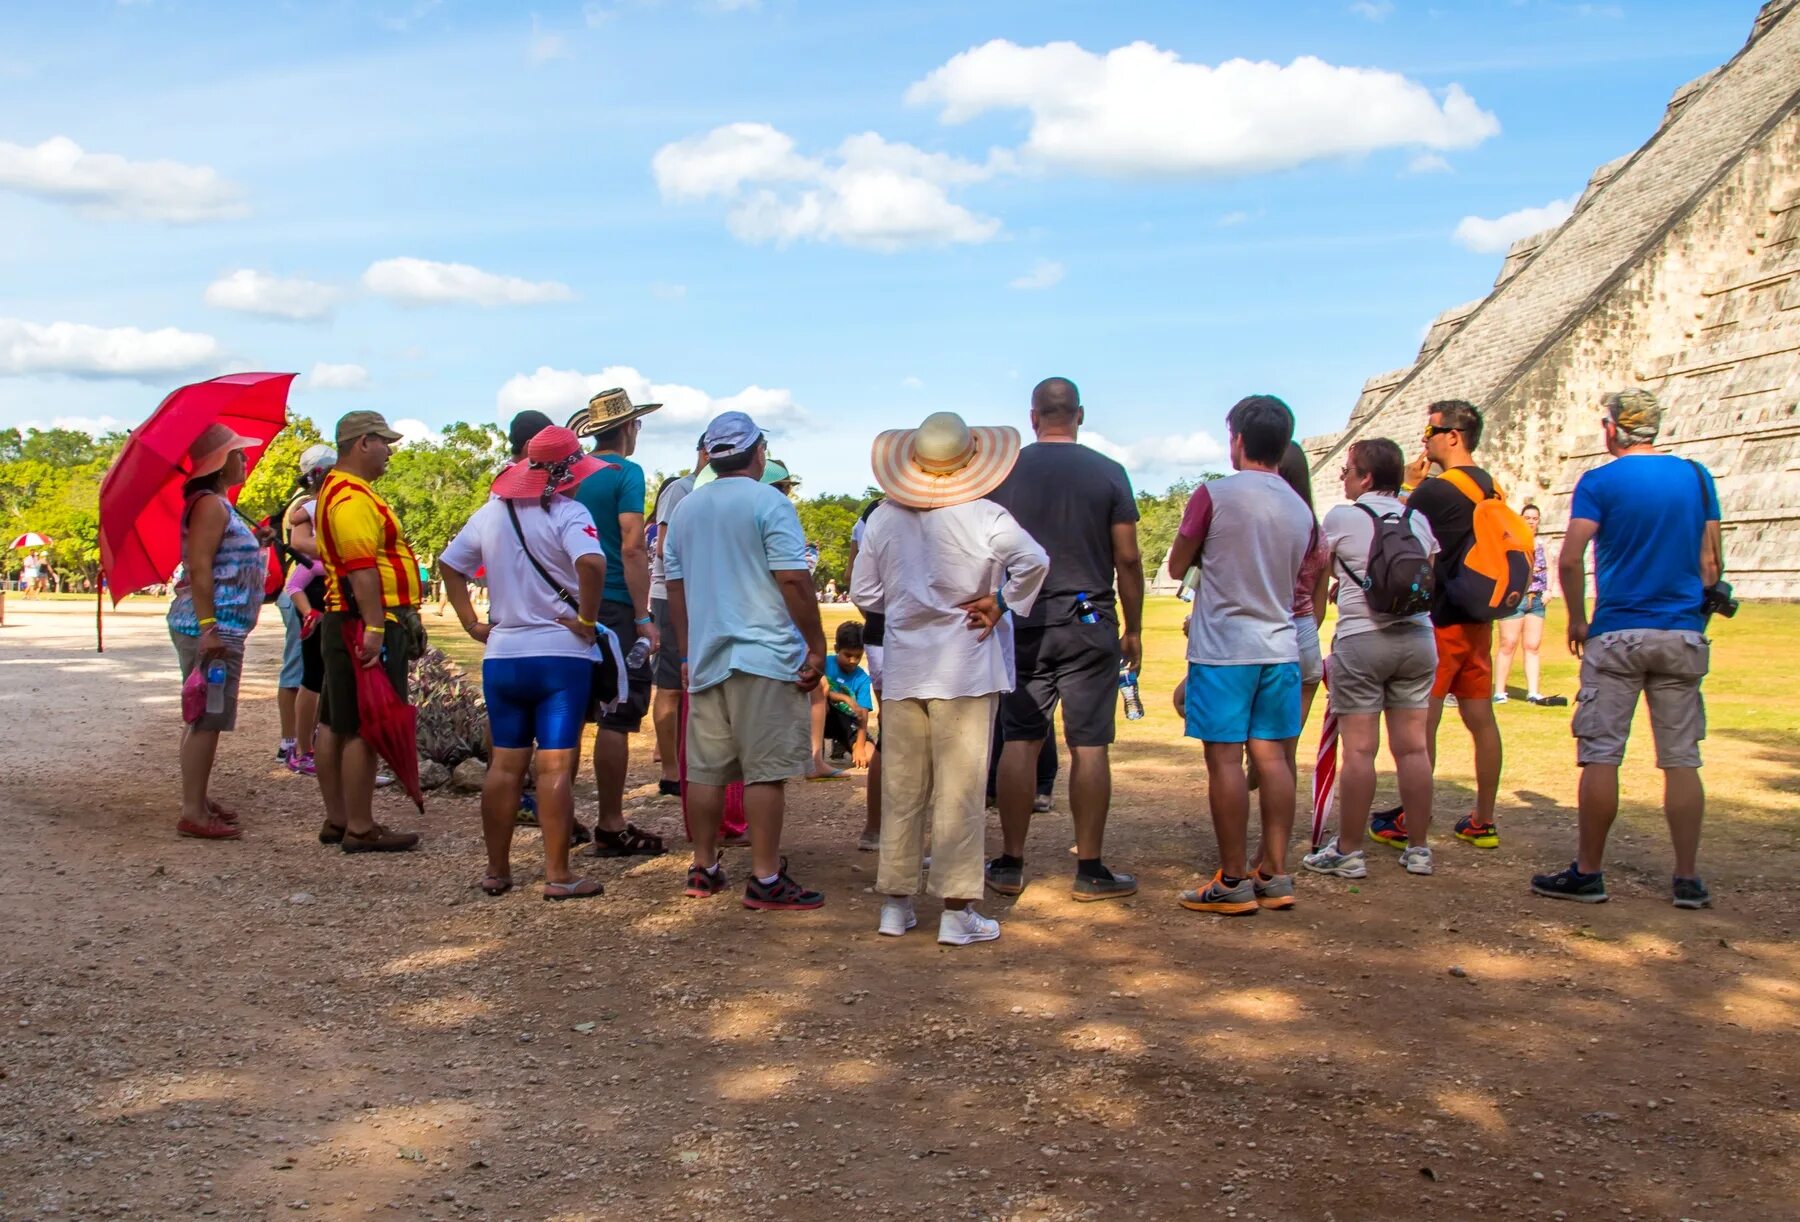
[870,412,1020,510]
[567,387,662,439]
[186,423,259,480]
[693,456,789,490]
[298,443,337,478]
[491,426,613,501]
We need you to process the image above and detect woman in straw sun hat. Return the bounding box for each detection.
[850,411,1048,946]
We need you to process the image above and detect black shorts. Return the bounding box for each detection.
[651,597,682,691]
[596,598,652,732]
[319,610,412,738]
[1000,618,1121,748]
[300,625,324,693]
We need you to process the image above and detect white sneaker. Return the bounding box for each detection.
[1400,845,1435,876]
[1493,691,1509,705]
[1302,844,1368,878]
[938,907,1001,946]
[878,896,916,937]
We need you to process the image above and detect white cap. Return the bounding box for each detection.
[299,443,338,477]
[701,411,762,459]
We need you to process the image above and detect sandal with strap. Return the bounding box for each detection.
[543,877,605,902]
[479,873,513,897]
[586,822,666,858]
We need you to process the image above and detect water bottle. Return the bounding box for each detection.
[1074,591,1100,625]
[204,660,228,715]
[1118,663,1144,721]
[626,637,653,670]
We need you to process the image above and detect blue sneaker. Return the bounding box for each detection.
[1368,807,1407,849]
[1530,863,1607,904]
[514,792,539,827]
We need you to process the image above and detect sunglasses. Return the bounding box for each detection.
[1422,424,1460,440]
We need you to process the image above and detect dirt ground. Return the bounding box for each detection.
[1,599,1796,1221]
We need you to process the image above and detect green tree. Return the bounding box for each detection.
[794,493,861,588]
[238,415,328,523]
[379,423,508,566]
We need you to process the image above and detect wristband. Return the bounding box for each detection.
[197,616,217,627]
[366,625,386,636]
[634,614,653,626]
[578,616,596,628]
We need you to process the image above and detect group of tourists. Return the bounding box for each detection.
[161,374,1725,935]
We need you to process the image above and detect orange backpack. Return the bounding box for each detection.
[1438,469,1534,620]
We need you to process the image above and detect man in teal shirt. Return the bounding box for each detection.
[568,388,664,858]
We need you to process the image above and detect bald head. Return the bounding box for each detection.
[1030,376,1082,439]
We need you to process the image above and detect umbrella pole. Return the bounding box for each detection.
[96,580,104,654]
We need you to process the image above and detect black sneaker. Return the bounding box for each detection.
[1072,870,1138,903]
[657,779,683,798]
[985,857,1025,896]
[1528,694,1569,707]
[1672,877,1712,909]
[684,862,727,898]
[568,820,593,849]
[743,868,824,911]
[1530,863,1608,904]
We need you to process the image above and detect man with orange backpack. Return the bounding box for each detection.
[1371,399,1532,852]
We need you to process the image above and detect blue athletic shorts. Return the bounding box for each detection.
[483,655,593,751]
[1185,661,1302,743]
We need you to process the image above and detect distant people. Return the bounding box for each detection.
[1533,390,1723,909]
[1376,399,1505,851]
[569,389,666,859]
[275,443,335,771]
[1302,438,1440,880]
[1493,503,1566,706]
[166,424,266,840]
[650,436,707,799]
[314,411,423,853]
[821,620,875,766]
[855,411,1047,944]
[665,411,830,910]
[847,496,888,851]
[1167,395,1312,915]
[441,426,610,900]
[985,376,1144,903]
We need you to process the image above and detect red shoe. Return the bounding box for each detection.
[177,816,242,840]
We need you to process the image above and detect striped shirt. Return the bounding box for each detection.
[318,471,421,613]
[168,493,265,639]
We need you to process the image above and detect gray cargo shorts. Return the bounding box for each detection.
[1327,623,1436,716]
[1572,628,1709,769]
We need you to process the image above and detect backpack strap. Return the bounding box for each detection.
[1333,502,1383,590]
[1438,468,1489,505]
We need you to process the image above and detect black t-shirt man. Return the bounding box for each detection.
[1407,464,1496,628]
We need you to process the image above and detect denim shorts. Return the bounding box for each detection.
[277,593,305,688]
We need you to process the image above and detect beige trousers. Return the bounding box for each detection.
[877,693,997,901]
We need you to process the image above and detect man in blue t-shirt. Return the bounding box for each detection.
[1532,389,1723,911]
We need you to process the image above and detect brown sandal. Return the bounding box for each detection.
[479,873,513,896]
[585,822,665,858]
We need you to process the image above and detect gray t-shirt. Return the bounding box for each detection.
[1323,492,1439,640]
[649,472,696,602]
[1177,470,1314,666]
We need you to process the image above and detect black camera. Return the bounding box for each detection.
[1701,580,1739,619]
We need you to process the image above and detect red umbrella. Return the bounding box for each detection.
[341,619,425,812]
[98,372,295,605]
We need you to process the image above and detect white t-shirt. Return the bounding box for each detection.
[440,496,606,660]
[1323,492,1439,639]
[649,472,696,602]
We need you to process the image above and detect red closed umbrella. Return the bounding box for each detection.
[340,620,425,812]
[98,372,295,604]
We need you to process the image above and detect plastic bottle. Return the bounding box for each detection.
[204,659,228,716]
[626,637,653,670]
[1074,591,1100,625]
[1118,662,1144,721]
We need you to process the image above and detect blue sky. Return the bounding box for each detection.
[0,0,1757,493]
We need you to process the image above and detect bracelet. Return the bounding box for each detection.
[634,614,653,625]
[578,616,596,628]
[366,625,386,635]
[197,616,217,627]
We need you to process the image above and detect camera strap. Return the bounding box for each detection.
[1687,459,1724,578]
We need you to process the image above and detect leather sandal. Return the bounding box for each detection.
[341,823,421,853]
[318,820,346,846]
[586,822,665,858]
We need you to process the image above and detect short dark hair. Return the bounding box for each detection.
[1276,441,1314,510]
[1348,438,1405,493]
[709,446,758,475]
[508,410,554,458]
[1031,376,1081,423]
[1521,502,1540,516]
[1226,394,1295,465]
[835,621,864,651]
[1426,399,1483,450]
[591,423,631,452]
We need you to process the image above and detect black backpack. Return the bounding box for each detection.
[1337,504,1434,616]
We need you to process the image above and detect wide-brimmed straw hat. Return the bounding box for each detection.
[186,422,258,480]
[870,412,1020,510]
[491,426,613,501]
[567,387,662,438]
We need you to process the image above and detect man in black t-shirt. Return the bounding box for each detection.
[984,377,1143,902]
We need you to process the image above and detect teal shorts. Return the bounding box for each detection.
[1184,662,1302,743]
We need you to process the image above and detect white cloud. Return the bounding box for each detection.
[1453,195,1575,253]
[1406,153,1452,175]
[361,257,575,306]
[0,136,248,222]
[1082,429,1227,475]
[901,376,924,390]
[308,362,371,391]
[16,414,129,436]
[496,365,807,433]
[1009,259,1065,291]
[203,269,340,321]
[0,318,222,379]
[907,40,1498,178]
[654,123,1001,251]
[1217,210,1252,227]
[390,417,443,447]
[649,281,687,301]
[528,15,570,62]
[1350,0,1395,19]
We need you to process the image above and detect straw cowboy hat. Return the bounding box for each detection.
[185,422,258,480]
[491,426,613,502]
[870,412,1020,510]
[567,387,662,438]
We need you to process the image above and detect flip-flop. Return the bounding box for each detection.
[543,877,605,902]
[478,873,513,897]
[806,769,849,782]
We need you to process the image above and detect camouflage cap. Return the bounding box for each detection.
[1602,388,1662,442]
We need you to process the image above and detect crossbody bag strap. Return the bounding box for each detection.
[1688,459,1724,577]
[504,500,579,611]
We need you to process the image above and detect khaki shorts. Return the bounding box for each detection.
[1572,629,1708,769]
[172,629,246,733]
[686,671,811,786]
[1328,624,1436,715]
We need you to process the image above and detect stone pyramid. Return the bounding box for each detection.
[1304,0,1800,598]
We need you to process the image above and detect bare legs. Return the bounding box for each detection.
[1336,707,1431,851]
[295,687,320,758]
[591,727,630,835]
[1522,614,1545,698]
[1574,763,1704,878]
[315,727,377,835]
[277,687,298,744]
[1428,696,1501,823]
[1494,617,1523,697]
[178,726,221,823]
[652,688,681,784]
[689,779,787,881]
[483,746,581,884]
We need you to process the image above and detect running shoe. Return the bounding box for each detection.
[276,740,294,761]
[374,767,395,790]
[938,907,1001,945]
[514,792,539,827]
[878,896,917,936]
[1454,813,1500,849]
[743,868,825,911]
[984,857,1025,896]
[1493,691,1509,705]
[1399,845,1435,876]
[1368,808,1408,848]
[1072,869,1138,903]
[1303,844,1367,878]
[684,862,727,898]
[1177,871,1258,915]
[1530,863,1607,903]
[1672,877,1712,909]
[1252,871,1296,911]
[1032,794,1053,814]
[286,751,317,776]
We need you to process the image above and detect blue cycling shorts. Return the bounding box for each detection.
[483,655,592,751]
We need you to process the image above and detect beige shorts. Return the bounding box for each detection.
[686,671,812,786]
[1328,624,1436,716]
[172,629,246,733]
[1572,629,1708,769]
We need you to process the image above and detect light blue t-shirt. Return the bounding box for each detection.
[1569,453,1719,637]
[664,476,809,692]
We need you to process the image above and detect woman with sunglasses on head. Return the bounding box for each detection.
[1492,504,1566,706]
